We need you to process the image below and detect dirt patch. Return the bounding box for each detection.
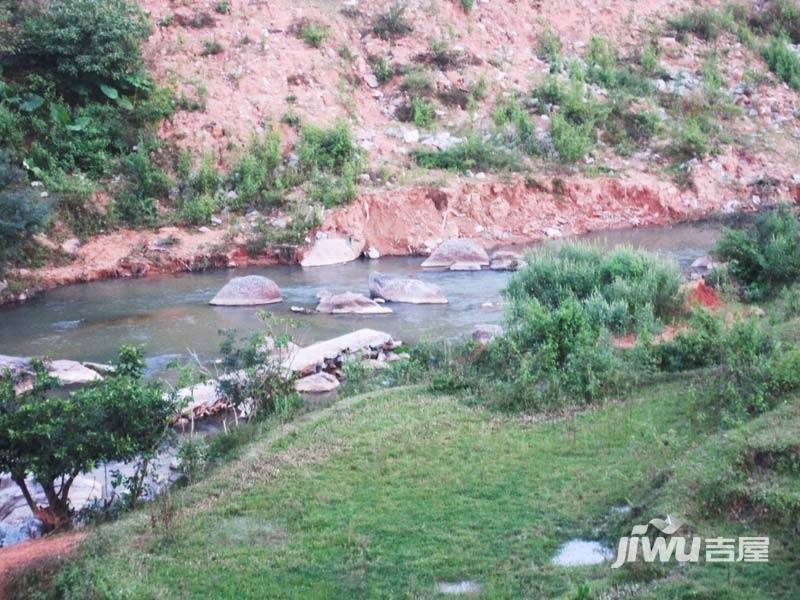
[0,532,84,595]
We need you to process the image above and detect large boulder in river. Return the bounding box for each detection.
[490,250,526,271]
[421,238,489,270]
[316,291,393,315]
[368,272,448,304]
[301,237,364,267]
[210,276,282,306]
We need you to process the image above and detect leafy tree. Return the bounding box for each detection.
[8,0,151,94]
[0,348,173,530]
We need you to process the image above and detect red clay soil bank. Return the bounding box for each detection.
[321,174,796,256]
[686,280,722,309]
[0,532,84,595]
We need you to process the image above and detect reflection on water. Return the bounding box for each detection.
[0,221,724,372]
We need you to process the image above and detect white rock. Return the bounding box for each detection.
[301,237,364,267]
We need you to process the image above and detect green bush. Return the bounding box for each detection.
[297,121,363,174]
[200,39,223,56]
[460,0,475,13]
[762,36,800,90]
[668,118,711,160]
[536,27,562,63]
[372,2,413,40]
[180,193,218,226]
[412,135,522,173]
[668,8,726,42]
[550,113,594,162]
[0,0,172,181]
[714,205,800,300]
[700,317,800,423]
[476,296,622,410]
[506,244,683,335]
[371,56,395,84]
[11,0,151,92]
[407,96,435,128]
[227,131,287,209]
[295,20,329,48]
[401,68,433,95]
[653,308,725,372]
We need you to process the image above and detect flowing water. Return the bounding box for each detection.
[0,221,725,372]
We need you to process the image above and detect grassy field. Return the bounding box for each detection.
[17,379,800,599]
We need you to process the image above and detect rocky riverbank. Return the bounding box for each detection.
[3,172,796,305]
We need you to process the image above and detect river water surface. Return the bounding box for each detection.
[0,221,724,372]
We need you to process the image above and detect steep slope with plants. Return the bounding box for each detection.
[2,0,800,302]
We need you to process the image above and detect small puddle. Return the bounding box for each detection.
[436,581,482,595]
[551,539,613,566]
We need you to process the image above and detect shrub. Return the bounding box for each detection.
[0,188,50,273]
[217,313,302,419]
[371,56,395,84]
[294,20,329,48]
[297,121,363,174]
[537,27,562,63]
[200,39,223,56]
[11,0,151,93]
[214,1,231,15]
[762,36,800,90]
[476,296,622,410]
[372,2,413,40]
[550,113,594,162]
[505,244,684,334]
[407,96,436,128]
[653,308,725,372]
[668,8,725,42]
[227,131,287,209]
[714,205,800,300]
[667,118,711,160]
[412,135,522,173]
[401,68,433,95]
[0,348,173,530]
[460,0,475,13]
[700,318,800,423]
[180,193,217,225]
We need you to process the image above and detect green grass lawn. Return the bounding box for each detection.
[17,382,800,599]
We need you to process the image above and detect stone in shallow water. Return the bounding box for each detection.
[551,539,613,566]
[210,276,283,306]
[368,272,447,304]
[421,238,489,269]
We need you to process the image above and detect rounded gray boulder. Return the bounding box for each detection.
[421,238,489,269]
[210,276,283,306]
[369,272,448,304]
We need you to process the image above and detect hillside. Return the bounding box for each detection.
[2,0,800,301]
